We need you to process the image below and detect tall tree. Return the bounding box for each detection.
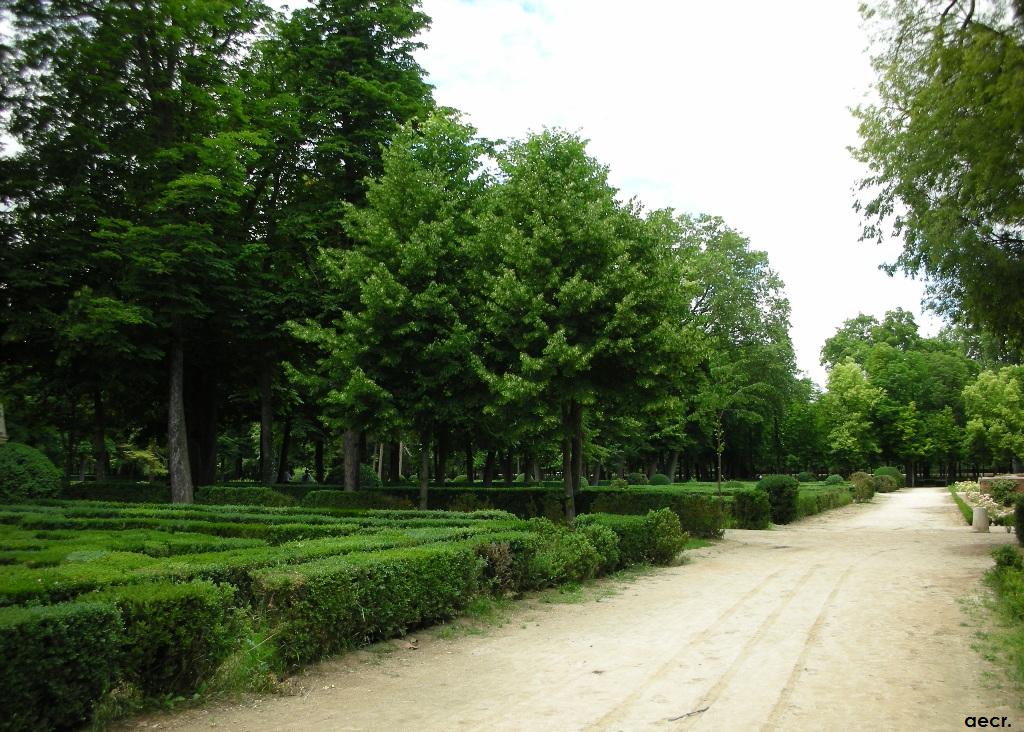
[855,0,1024,355]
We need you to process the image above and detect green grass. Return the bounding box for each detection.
[949,486,974,525]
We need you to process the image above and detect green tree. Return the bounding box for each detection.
[962,366,1024,470]
[855,0,1024,354]
[820,361,883,471]
[295,112,489,507]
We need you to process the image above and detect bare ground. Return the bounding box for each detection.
[122,487,1021,731]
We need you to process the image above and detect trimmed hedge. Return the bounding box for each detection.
[0,442,62,503]
[576,509,688,566]
[649,473,671,486]
[824,474,845,486]
[872,466,905,489]
[64,481,172,503]
[756,475,799,524]
[301,489,413,510]
[797,487,852,518]
[581,489,725,538]
[196,487,294,507]
[90,580,236,696]
[0,601,122,732]
[254,544,479,666]
[732,488,771,529]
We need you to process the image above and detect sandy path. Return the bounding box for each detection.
[128,488,1020,731]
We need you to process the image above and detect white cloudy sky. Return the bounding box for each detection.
[414,0,942,385]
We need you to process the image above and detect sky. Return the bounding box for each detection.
[413,0,943,386]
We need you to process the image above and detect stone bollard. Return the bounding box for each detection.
[972,506,990,533]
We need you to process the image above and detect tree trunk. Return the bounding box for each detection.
[259,360,274,485]
[168,334,194,504]
[419,432,431,510]
[571,401,583,493]
[528,453,540,483]
[562,403,576,521]
[388,440,401,483]
[502,451,514,486]
[483,450,496,486]
[465,440,475,483]
[645,454,658,479]
[92,389,107,481]
[667,450,680,483]
[314,437,325,483]
[343,429,359,492]
[276,417,293,483]
[435,431,448,486]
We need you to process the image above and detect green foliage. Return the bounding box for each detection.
[608,478,628,490]
[584,488,725,539]
[796,487,852,517]
[755,474,799,524]
[796,471,815,483]
[524,520,601,588]
[0,443,62,502]
[872,466,905,489]
[64,482,171,503]
[854,3,1024,351]
[648,473,671,485]
[576,509,687,566]
[0,601,122,732]
[254,544,479,667]
[359,464,383,490]
[1017,496,1024,548]
[196,487,295,507]
[824,474,845,485]
[990,479,1020,507]
[964,368,1024,464]
[732,488,771,529]
[626,472,649,485]
[90,581,236,696]
[871,474,898,493]
[300,490,412,510]
[575,522,620,575]
[850,471,874,503]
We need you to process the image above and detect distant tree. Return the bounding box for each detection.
[963,367,1024,471]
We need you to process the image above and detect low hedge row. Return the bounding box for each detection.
[63,481,172,503]
[255,544,479,666]
[0,580,237,732]
[106,484,727,537]
[576,510,688,566]
[0,526,490,607]
[797,487,852,518]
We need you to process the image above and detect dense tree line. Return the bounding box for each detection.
[0,0,807,514]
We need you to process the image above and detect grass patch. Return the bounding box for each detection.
[949,486,974,525]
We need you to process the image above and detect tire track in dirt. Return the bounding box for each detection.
[583,567,789,732]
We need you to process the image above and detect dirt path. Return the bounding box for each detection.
[128,488,1020,731]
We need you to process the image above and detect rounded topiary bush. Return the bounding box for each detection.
[824,474,844,486]
[755,474,799,524]
[850,471,874,503]
[872,466,905,489]
[608,477,628,490]
[626,472,649,486]
[871,474,898,493]
[796,471,816,483]
[649,473,671,486]
[0,442,62,502]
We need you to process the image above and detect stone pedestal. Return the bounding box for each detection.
[972,506,990,533]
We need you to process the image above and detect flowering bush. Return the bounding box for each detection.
[954,480,1014,524]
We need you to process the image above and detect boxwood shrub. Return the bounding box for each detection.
[576,509,687,567]
[824,474,845,486]
[582,489,725,538]
[756,475,799,524]
[253,544,479,667]
[872,466,905,489]
[63,481,171,503]
[89,580,236,696]
[732,488,771,529]
[301,489,412,510]
[796,471,816,483]
[196,487,295,507]
[0,442,62,503]
[649,473,671,486]
[0,601,122,731]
